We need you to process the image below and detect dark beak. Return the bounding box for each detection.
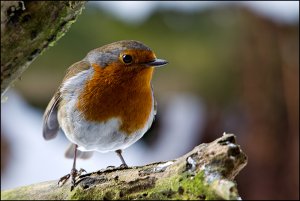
[144,59,168,67]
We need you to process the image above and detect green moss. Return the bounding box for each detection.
[179,172,220,200]
[69,185,122,200]
[69,186,103,200]
[68,170,224,200]
[48,2,85,48]
[1,185,31,200]
[130,171,221,200]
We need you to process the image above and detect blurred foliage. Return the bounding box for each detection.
[15,4,242,109]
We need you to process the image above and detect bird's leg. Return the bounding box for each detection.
[58,144,83,191]
[115,149,128,168]
[70,144,79,190]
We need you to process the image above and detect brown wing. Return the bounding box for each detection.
[43,91,61,140]
[42,60,91,140]
[63,60,91,82]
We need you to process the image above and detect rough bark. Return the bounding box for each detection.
[1,1,86,97]
[1,133,247,200]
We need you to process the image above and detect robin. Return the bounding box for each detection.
[42,40,168,190]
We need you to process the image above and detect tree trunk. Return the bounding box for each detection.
[1,133,247,200]
[1,1,86,97]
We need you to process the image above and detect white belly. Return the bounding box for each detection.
[58,106,154,152]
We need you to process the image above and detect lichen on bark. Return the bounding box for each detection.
[1,1,86,97]
[1,133,247,200]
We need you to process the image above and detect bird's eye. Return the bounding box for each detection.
[122,54,133,64]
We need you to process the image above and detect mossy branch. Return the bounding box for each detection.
[1,1,86,97]
[1,133,247,200]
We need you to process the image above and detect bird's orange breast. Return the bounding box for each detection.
[76,63,154,135]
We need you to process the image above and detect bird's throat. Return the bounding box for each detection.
[76,64,154,135]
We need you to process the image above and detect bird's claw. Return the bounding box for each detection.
[106,165,116,170]
[105,164,127,171]
[58,168,87,190]
[78,168,87,176]
[119,163,128,169]
[58,174,70,187]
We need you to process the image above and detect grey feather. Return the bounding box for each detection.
[43,93,60,140]
[65,144,93,159]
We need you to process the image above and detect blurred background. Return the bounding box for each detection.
[1,1,299,199]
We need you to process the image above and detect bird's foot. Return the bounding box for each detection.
[119,163,128,169]
[105,164,128,171]
[58,168,87,190]
[106,165,116,170]
[77,168,87,176]
[58,173,70,187]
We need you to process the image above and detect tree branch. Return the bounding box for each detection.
[1,133,248,200]
[1,1,86,97]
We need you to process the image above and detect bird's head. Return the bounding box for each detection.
[85,40,168,73]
